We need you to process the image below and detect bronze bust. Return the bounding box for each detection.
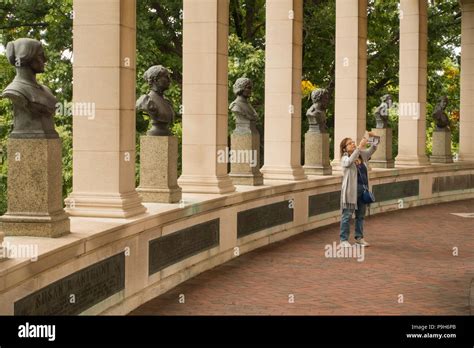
[433,96,450,130]
[1,38,58,139]
[229,77,258,134]
[136,65,175,136]
[306,88,329,133]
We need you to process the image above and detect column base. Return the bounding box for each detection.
[65,191,147,218]
[137,187,182,203]
[177,175,236,194]
[229,173,264,186]
[395,155,430,167]
[260,165,307,181]
[0,210,70,238]
[303,165,332,176]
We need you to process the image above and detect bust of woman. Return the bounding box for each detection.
[1,38,58,139]
[306,88,329,133]
[229,78,258,134]
[136,65,175,136]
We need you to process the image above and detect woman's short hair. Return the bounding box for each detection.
[233,77,252,96]
[143,65,170,85]
[6,38,43,67]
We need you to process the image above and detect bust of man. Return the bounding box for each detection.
[136,65,175,136]
[433,96,450,130]
[306,88,329,133]
[374,94,392,129]
[229,77,258,134]
[1,38,58,139]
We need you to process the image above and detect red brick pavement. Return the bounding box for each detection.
[130,199,474,315]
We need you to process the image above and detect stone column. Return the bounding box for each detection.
[332,0,368,168]
[178,0,235,193]
[459,0,474,162]
[260,0,306,181]
[395,0,430,167]
[66,0,146,217]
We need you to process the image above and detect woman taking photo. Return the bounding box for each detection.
[339,132,377,247]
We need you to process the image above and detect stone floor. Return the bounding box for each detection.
[130,199,474,315]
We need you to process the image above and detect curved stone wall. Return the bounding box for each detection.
[0,163,473,315]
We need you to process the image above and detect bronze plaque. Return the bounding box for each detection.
[14,253,125,315]
[149,218,220,275]
[237,200,294,238]
[372,180,419,202]
[433,174,474,193]
[308,191,341,216]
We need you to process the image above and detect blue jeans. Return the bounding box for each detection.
[340,184,367,241]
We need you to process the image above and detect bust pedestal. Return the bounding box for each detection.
[369,128,394,168]
[304,131,332,175]
[430,128,453,163]
[0,138,70,237]
[137,135,182,203]
[229,128,263,185]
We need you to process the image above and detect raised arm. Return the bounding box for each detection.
[359,131,378,162]
[341,148,361,167]
[361,143,377,159]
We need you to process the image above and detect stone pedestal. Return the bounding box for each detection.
[137,135,182,203]
[370,128,394,168]
[430,128,453,163]
[0,138,70,237]
[229,131,263,185]
[304,132,332,175]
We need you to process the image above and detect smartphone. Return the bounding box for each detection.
[368,136,380,145]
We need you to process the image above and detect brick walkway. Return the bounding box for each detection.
[130,199,474,315]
